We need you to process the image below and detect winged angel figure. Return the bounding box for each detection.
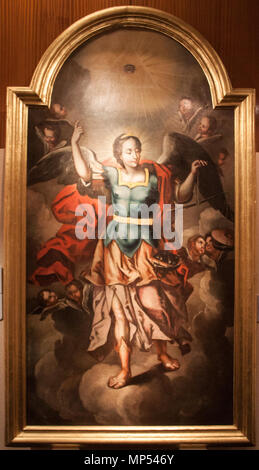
[29,123,233,388]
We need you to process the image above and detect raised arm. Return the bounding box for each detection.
[176,160,207,203]
[71,121,92,182]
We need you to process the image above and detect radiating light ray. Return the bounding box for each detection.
[63,29,211,161]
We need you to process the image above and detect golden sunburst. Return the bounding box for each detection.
[76,30,187,119]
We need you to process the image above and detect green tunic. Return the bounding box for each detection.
[103,166,159,257]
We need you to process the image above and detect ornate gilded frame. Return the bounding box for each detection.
[4,6,256,447]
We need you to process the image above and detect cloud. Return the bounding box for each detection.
[79,360,175,425]
[27,207,234,426]
[27,314,62,376]
[76,340,230,426]
[29,313,232,425]
[199,207,233,235]
[34,351,69,412]
[27,188,61,244]
[57,374,95,423]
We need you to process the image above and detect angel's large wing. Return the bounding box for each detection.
[27,146,101,186]
[158,132,234,221]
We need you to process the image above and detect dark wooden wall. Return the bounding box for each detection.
[1,0,258,149]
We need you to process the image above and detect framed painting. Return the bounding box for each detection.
[4,6,256,447]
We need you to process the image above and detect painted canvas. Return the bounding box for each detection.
[26,28,235,426]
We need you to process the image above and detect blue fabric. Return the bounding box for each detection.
[103,166,159,257]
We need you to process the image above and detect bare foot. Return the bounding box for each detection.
[158,353,180,371]
[108,369,131,389]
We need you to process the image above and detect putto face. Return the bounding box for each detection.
[121,138,141,168]
[43,290,58,307]
[198,116,210,136]
[66,284,83,305]
[194,237,205,255]
[43,128,57,148]
[179,98,193,117]
[205,235,217,256]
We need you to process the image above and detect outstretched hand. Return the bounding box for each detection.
[72,120,84,144]
[191,159,208,175]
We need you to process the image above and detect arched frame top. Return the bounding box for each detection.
[30,6,232,109]
[4,6,256,447]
